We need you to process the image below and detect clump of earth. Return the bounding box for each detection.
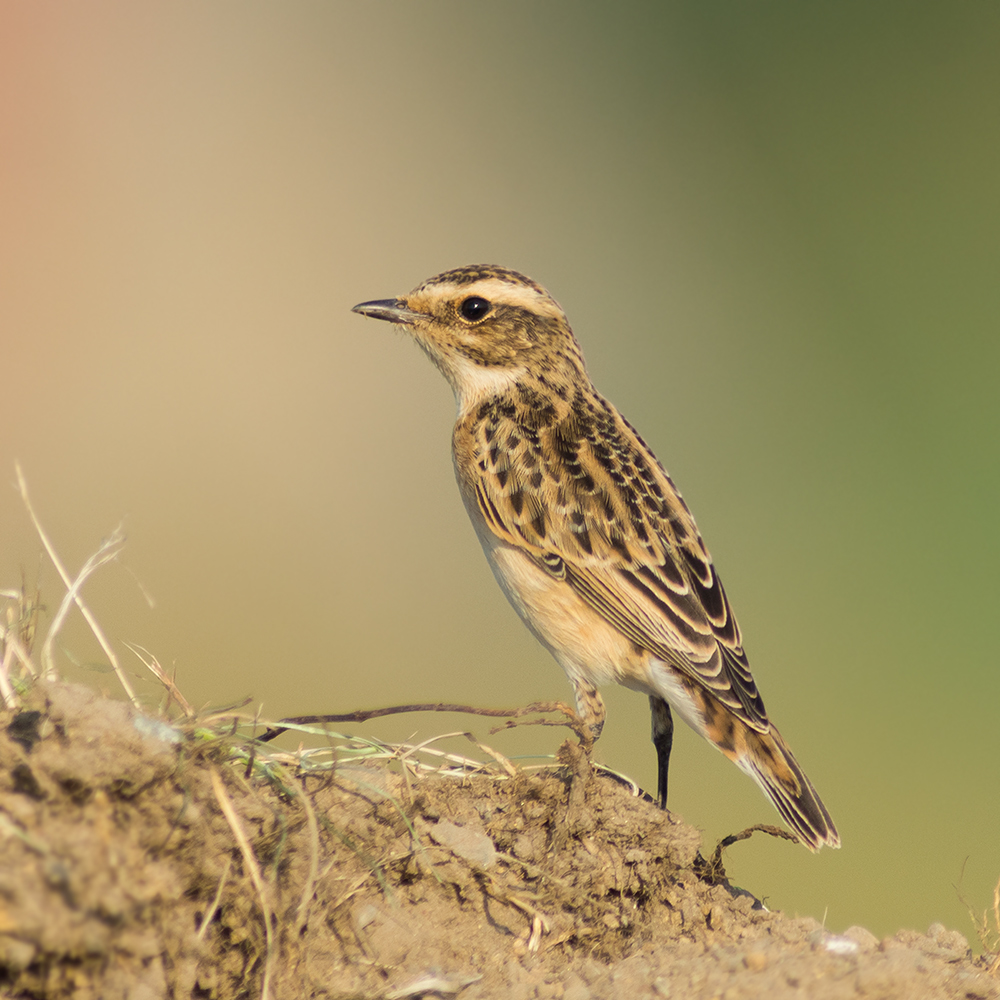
[0,681,996,999]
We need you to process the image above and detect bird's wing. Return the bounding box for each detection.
[464,401,769,732]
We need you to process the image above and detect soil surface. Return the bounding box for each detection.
[0,682,996,1000]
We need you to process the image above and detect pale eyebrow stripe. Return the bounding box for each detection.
[416,278,565,321]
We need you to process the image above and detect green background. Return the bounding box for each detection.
[2,2,998,942]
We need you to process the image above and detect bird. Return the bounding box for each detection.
[352,264,839,851]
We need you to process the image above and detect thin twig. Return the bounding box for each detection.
[258,699,577,743]
[696,824,799,885]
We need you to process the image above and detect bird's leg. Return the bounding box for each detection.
[649,695,674,810]
[571,679,606,752]
[551,680,605,843]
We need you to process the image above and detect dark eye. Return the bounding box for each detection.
[459,296,491,321]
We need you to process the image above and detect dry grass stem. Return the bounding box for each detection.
[0,623,37,679]
[124,641,195,717]
[385,973,483,999]
[502,892,551,952]
[461,731,518,778]
[287,772,321,937]
[0,581,41,705]
[990,874,1000,975]
[196,856,232,942]
[16,464,139,706]
[397,730,479,769]
[0,626,16,707]
[210,769,275,1000]
[40,531,124,673]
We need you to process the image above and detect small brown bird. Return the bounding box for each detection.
[353,265,839,850]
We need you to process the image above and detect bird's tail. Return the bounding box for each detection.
[731,723,840,851]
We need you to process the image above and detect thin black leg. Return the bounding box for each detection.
[649,695,674,810]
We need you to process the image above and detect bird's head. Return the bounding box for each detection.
[352,265,587,411]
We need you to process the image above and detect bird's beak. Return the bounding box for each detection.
[351,298,424,325]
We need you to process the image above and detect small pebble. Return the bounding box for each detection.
[823,935,859,956]
[843,925,880,952]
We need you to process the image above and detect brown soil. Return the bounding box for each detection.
[0,683,996,1000]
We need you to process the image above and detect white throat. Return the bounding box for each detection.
[436,351,525,416]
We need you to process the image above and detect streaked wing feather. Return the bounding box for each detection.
[464,395,769,732]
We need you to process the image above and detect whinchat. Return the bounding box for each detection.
[352,265,839,850]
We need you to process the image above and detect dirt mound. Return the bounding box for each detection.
[0,682,996,999]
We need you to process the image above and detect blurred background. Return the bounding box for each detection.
[2,1,998,943]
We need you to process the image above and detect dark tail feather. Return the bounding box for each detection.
[739,724,840,851]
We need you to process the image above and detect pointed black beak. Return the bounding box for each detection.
[351,298,424,325]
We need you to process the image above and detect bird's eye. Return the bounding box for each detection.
[459,296,491,322]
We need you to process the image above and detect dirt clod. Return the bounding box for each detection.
[0,682,996,999]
